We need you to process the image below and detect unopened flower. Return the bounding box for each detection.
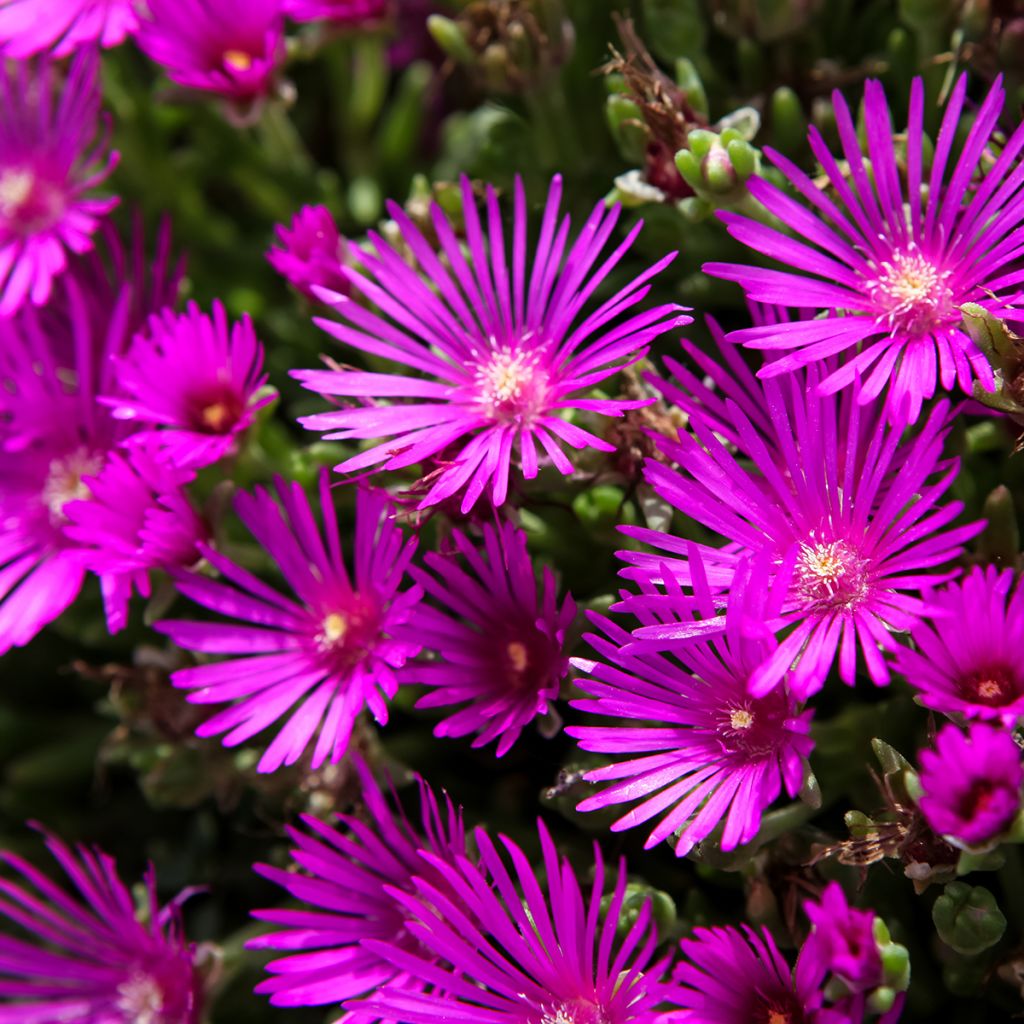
[407,520,574,755]
[295,174,686,512]
[619,353,982,700]
[105,300,272,470]
[707,76,1024,423]
[156,477,422,773]
[135,0,285,103]
[250,758,466,1014]
[569,554,812,856]
[267,204,349,300]
[0,0,137,56]
[0,50,118,315]
[0,826,203,1023]
[62,441,208,633]
[356,819,674,1024]
[918,722,1023,849]
[896,566,1024,726]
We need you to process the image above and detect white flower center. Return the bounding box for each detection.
[730,708,754,731]
[115,972,165,1024]
[795,538,869,612]
[475,345,546,423]
[42,448,103,524]
[0,168,34,217]
[316,611,348,649]
[867,248,954,336]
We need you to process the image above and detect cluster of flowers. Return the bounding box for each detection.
[1,3,1024,1024]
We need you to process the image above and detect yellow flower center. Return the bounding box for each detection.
[42,448,103,524]
[0,168,34,217]
[223,49,255,72]
[115,973,166,1024]
[868,248,954,336]
[318,612,348,647]
[730,708,754,731]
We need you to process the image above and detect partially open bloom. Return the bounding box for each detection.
[706,76,1024,423]
[295,175,686,512]
[406,520,574,756]
[0,0,137,56]
[895,566,1024,726]
[105,300,272,470]
[250,758,466,1014]
[671,924,822,1024]
[619,353,982,700]
[356,819,674,1024]
[0,219,180,654]
[918,721,1023,849]
[135,0,285,103]
[0,826,203,1023]
[62,442,208,633]
[283,0,388,26]
[569,554,812,856]
[267,204,349,301]
[156,477,422,773]
[0,50,118,315]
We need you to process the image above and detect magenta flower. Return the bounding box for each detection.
[670,924,822,1024]
[804,883,882,998]
[406,520,574,756]
[0,217,180,654]
[706,76,1024,423]
[0,826,202,1023]
[0,0,137,56]
[569,554,812,856]
[895,565,1024,726]
[918,721,1023,849]
[135,0,285,103]
[267,204,350,301]
[283,0,388,26]
[619,353,982,701]
[0,50,118,316]
[62,442,208,633]
[295,175,687,512]
[250,758,466,1014]
[156,477,422,773]
[104,300,272,470]
[356,819,674,1024]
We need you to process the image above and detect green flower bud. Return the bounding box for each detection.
[770,85,807,156]
[606,94,649,163]
[980,485,1020,568]
[933,881,1007,956]
[600,882,677,940]
[426,14,475,63]
[702,146,738,192]
[674,58,708,118]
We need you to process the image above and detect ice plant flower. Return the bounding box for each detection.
[104,300,272,470]
[894,566,1024,726]
[62,442,208,633]
[406,520,574,755]
[249,758,466,1013]
[0,826,202,1023]
[706,75,1024,423]
[0,216,180,655]
[0,50,119,316]
[670,924,823,1024]
[356,818,674,1024]
[267,204,350,301]
[0,0,137,56]
[917,721,1023,849]
[618,354,983,700]
[156,476,422,773]
[569,554,813,856]
[294,174,686,512]
[135,0,285,103]
[283,0,388,26]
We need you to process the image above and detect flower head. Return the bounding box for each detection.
[156,476,422,773]
[706,76,1024,423]
[267,204,350,301]
[0,50,118,315]
[804,884,882,998]
[62,441,208,633]
[618,349,982,700]
[0,0,137,56]
[0,825,203,1023]
[895,566,1024,726]
[0,223,180,654]
[918,721,1023,849]
[283,0,388,26]
[135,0,285,103]
[671,924,822,1024]
[406,520,574,755]
[104,300,272,470]
[356,818,674,1024]
[294,174,686,512]
[569,554,812,856]
[250,758,466,1016]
